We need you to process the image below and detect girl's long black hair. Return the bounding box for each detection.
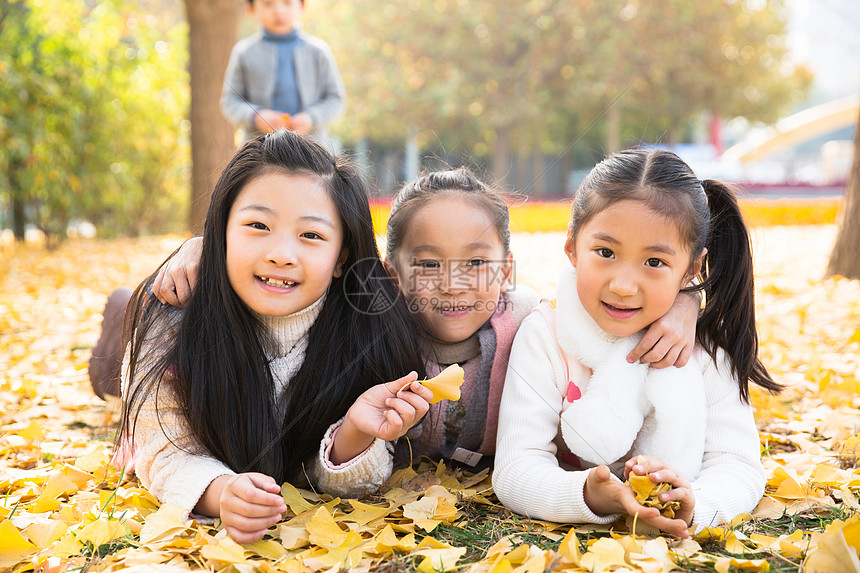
[120,130,426,483]
[570,148,782,402]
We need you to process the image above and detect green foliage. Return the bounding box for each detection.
[307,0,811,164]
[0,0,189,241]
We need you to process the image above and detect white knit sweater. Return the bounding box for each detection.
[492,266,765,528]
[123,296,391,518]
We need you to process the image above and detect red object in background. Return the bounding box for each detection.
[710,115,723,156]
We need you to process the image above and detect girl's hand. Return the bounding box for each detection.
[153,237,203,306]
[217,473,287,544]
[331,372,432,464]
[624,454,695,535]
[584,464,693,538]
[627,290,699,368]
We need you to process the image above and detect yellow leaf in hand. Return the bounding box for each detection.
[626,473,679,518]
[422,364,465,404]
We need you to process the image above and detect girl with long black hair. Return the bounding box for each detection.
[120,130,431,543]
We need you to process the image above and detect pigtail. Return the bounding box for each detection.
[697,180,782,401]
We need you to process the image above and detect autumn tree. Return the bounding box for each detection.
[311,0,595,191]
[311,0,810,193]
[826,106,860,280]
[183,0,241,233]
[0,0,189,242]
[590,0,812,148]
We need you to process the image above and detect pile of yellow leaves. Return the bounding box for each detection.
[626,475,681,519]
[2,223,860,572]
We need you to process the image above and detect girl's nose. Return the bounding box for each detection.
[609,270,638,297]
[266,240,296,267]
[440,261,468,294]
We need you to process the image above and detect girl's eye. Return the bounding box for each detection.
[645,258,665,268]
[301,232,323,240]
[248,222,269,231]
[416,260,440,269]
[466,258,488,267]
[596,248,614,258]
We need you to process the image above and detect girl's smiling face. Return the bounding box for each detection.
[565,199,703,337]
[390,194,512,343]
[226,171,344,316]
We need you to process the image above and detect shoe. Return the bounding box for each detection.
[89,287,133,399]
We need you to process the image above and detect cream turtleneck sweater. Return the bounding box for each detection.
[124,296,391,517]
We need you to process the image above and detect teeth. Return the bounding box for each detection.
[261,277,296,287]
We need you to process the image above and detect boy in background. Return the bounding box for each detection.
[221,0,345,146]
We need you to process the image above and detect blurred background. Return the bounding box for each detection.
[0,0,857,243]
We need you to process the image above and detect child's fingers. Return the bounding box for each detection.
[384,399,425,428]
[245,472,284,495]
[373,409,405,440]
[152,268,166,304]
[625,455,656,476]
[229,475,287,510]
[590,464,617,484]
[404,380,434,402]
[627,330,661,364]
[639,513,691,538]
[673,345,693,368]
[650,468,691,490]
[223,496,285,521]
[645,342,681,369]
[391,382,433,410]
[225,525,268,544]
[386,371,418,396]
[660,486,693,505]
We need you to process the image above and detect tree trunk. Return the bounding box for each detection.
[184,0,242,234]
[10,156,26,240]
[826,107,860,280]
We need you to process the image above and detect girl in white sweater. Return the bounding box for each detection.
[120,130,434,543]
[493,149,781,538]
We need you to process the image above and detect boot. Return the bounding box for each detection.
[89,287,133,399]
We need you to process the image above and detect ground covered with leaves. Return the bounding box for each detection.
[2,225,859,572]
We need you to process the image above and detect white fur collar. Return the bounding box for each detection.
[553,263,707,479]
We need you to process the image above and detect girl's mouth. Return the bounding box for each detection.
[602,301,640,319]
[258,276,298,288]
[435,303,472,317]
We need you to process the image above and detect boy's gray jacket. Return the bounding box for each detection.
[220,31,346,144]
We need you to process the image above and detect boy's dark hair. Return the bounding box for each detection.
[570,148,781,402]
[121,130,426,483]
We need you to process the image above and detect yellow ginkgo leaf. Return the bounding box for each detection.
[0,520,36,568]
[422,364,465,404]
[626,474,679,517]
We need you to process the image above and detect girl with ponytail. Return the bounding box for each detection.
[494,148,779,537]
